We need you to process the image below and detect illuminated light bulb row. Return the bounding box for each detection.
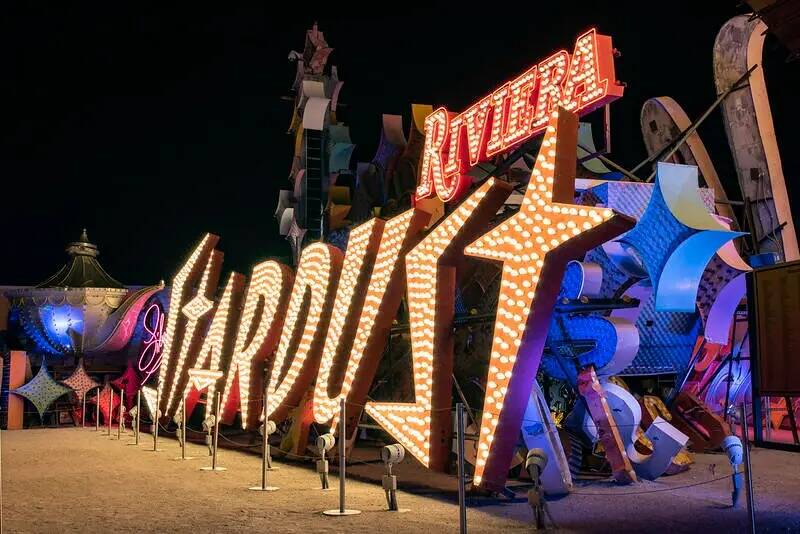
[532,51,568,130]
[465,111,615,488]
[164,249,223,418]
[314,210,427,430]
[502,66,538,147]
[220,261,292,429]
[313,219,383,425]
[156,234,218,413]
[366,180,506,468]
[462,96,492,166]
[443,114,466,178]
[561,29,609,111]
[266,243,343,419]
[416,108,450,200]
[484,85,510,157]
[188,368,224,394]
[189,272,244,419]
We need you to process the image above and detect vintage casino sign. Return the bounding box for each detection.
[153,30,629,492]
[416,28,623,203]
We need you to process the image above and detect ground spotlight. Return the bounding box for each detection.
[316,433,335,490]
[381,443,405,511]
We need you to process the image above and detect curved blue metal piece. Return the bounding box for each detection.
[656,230,745,312]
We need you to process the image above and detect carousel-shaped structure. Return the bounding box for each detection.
[5,230,162,360]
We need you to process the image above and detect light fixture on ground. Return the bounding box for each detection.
[173,398,195,461]
[316,433,335,490]
[525,448,550,530]
[248,388,279,491]
[381,444,407,512]
[127,404,139,446]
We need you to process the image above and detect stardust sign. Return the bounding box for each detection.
[153,29,630,491]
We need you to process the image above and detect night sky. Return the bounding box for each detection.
[4,4,799,286]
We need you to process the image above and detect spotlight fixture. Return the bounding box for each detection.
[316,433,335,490]
[381,444,406,511]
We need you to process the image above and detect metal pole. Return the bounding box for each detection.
[181,399,187,460]
[457,402,467,534]
[211,392,220,470]
[107,389,113,436]
[82,392,86,428]
[322,397,360,515]
[249,389,278,491]
[338,397,346,514]
[117,390,124,439]
[153,385,160,452]
[262,393,268,487]
[135,390,141,445]
[740,403,756,534]
[95,389,100,432]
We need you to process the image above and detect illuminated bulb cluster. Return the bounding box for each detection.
[142,386,159,418]
[484,85,510,156]
[266,243,342,418]
[220,261,292,429]
[188,368,224,394]
[314,210,423,428]
[366,181,502,467]
[561,29,609,111]
[416,108,449,200]
[415,28,621,204]
[437,113,471,202]
[157,234,219,414]
[462,96,492,166]
[313,219,383,424]
[465,112,614,486]
[164,250,222,417]
[502,66,537,147]
[532,51,568,130]
[188,273,244,418]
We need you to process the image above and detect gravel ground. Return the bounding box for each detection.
[2,427,799,533]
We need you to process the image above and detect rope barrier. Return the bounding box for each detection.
[570,474,732,496]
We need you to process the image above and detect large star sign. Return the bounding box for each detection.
[465,109,635,490]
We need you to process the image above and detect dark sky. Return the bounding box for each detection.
[3,4,799,286]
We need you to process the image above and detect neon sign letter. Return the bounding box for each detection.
[137,303,165,384]
[365,179,512,470]
[220,261,293,429]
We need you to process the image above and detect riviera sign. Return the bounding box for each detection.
[416,28,623,203]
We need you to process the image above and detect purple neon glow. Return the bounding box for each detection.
[137,303,164,384]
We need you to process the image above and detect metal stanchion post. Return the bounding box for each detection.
[250,390,278,491]
[95,388,100,432]
[107,389,113,436]
[115,390,124,439]
[201,392,226,471]
[457,402,467,534]
[82,392,87,428]
[151,385,163,452]
[181,399,187,459]
[174,397,195,461]
[323,397,360,516]
[740,404,756,534]
[136,390,141,444]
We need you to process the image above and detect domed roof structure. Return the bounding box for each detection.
[37,229,124,289]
